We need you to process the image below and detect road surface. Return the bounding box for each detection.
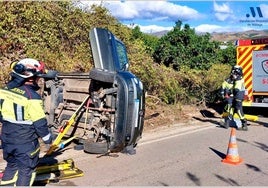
[32,117,268,186]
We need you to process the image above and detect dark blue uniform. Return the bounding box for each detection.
[0,84,52,186]
[232,77,246,123]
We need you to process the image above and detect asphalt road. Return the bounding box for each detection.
[34,117,268,186]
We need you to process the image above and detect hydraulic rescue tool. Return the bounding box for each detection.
[46,95,90,155]
[38,97,90,184]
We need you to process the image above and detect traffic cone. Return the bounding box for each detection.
[222,128,243,165]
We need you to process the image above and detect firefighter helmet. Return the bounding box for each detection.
[11,58,46,78]
[231,65,243,76]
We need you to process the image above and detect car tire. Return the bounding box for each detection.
[89,68,115,83]
[83,138,109,154]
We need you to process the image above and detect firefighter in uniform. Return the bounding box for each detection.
[0,58,52,186]
[220,74,234,116]
[220,73,234,129]
[229,65,248,131]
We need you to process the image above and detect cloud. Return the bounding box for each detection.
[213,1,234,21]
[137,23,260,34]
[195,24,226,33]
[195,24,263,33]
[77,1,267,34]
[260,4,268,18]
[132,24,173,33]
[80,1,202,22]
[213,1,232,14]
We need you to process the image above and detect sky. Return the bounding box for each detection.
[78,1,268,34]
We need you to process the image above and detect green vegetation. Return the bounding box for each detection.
[152,21,236,70]
[0,1,236,109]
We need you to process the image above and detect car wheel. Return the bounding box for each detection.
[83,138,108,154]
[89,68,115,83]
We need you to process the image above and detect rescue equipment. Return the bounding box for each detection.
[34,158,83,184]
[46,95,90,155]
[36,159,75,174]
[221,112,258,121]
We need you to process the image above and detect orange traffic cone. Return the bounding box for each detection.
[222,128,243,165]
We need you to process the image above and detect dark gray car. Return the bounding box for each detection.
[43,28,145,155]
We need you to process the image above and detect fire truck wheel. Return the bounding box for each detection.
[83,138,108,154]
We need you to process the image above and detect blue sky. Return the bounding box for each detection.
[78,1,268,33]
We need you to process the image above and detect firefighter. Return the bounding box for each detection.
[220,74,234,115]
[220,73,234,129]
[0,58,52,186]
[229,65,248,131]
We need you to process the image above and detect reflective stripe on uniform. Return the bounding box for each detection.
[42,133,52,142]
[14,103,24,121]
[30,172,36,186]
[0,170,18,185]
[2,118,32,125]
[0,99,3,116]
[30,147,40,157]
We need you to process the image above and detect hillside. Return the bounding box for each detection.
[151,29,268,43]
[210,30,268,43]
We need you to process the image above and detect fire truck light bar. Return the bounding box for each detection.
[251,38,268,45]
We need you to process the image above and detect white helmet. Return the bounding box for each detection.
[11,58,46,78]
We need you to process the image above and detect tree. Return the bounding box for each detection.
[217,44,236,66]
[130,25,159,55]
[153,20,223,70]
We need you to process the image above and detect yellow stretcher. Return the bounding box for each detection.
[0,159,84,185]
[36,159,75,174]
[34,159,84,184]
[221,112,259,121]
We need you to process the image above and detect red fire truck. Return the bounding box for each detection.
[236,37,268,107]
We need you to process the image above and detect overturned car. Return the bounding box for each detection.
[42,28,145,154]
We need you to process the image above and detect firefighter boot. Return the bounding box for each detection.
[223,113,233,129]
[241,119,248,131]
[222,117,230,129]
